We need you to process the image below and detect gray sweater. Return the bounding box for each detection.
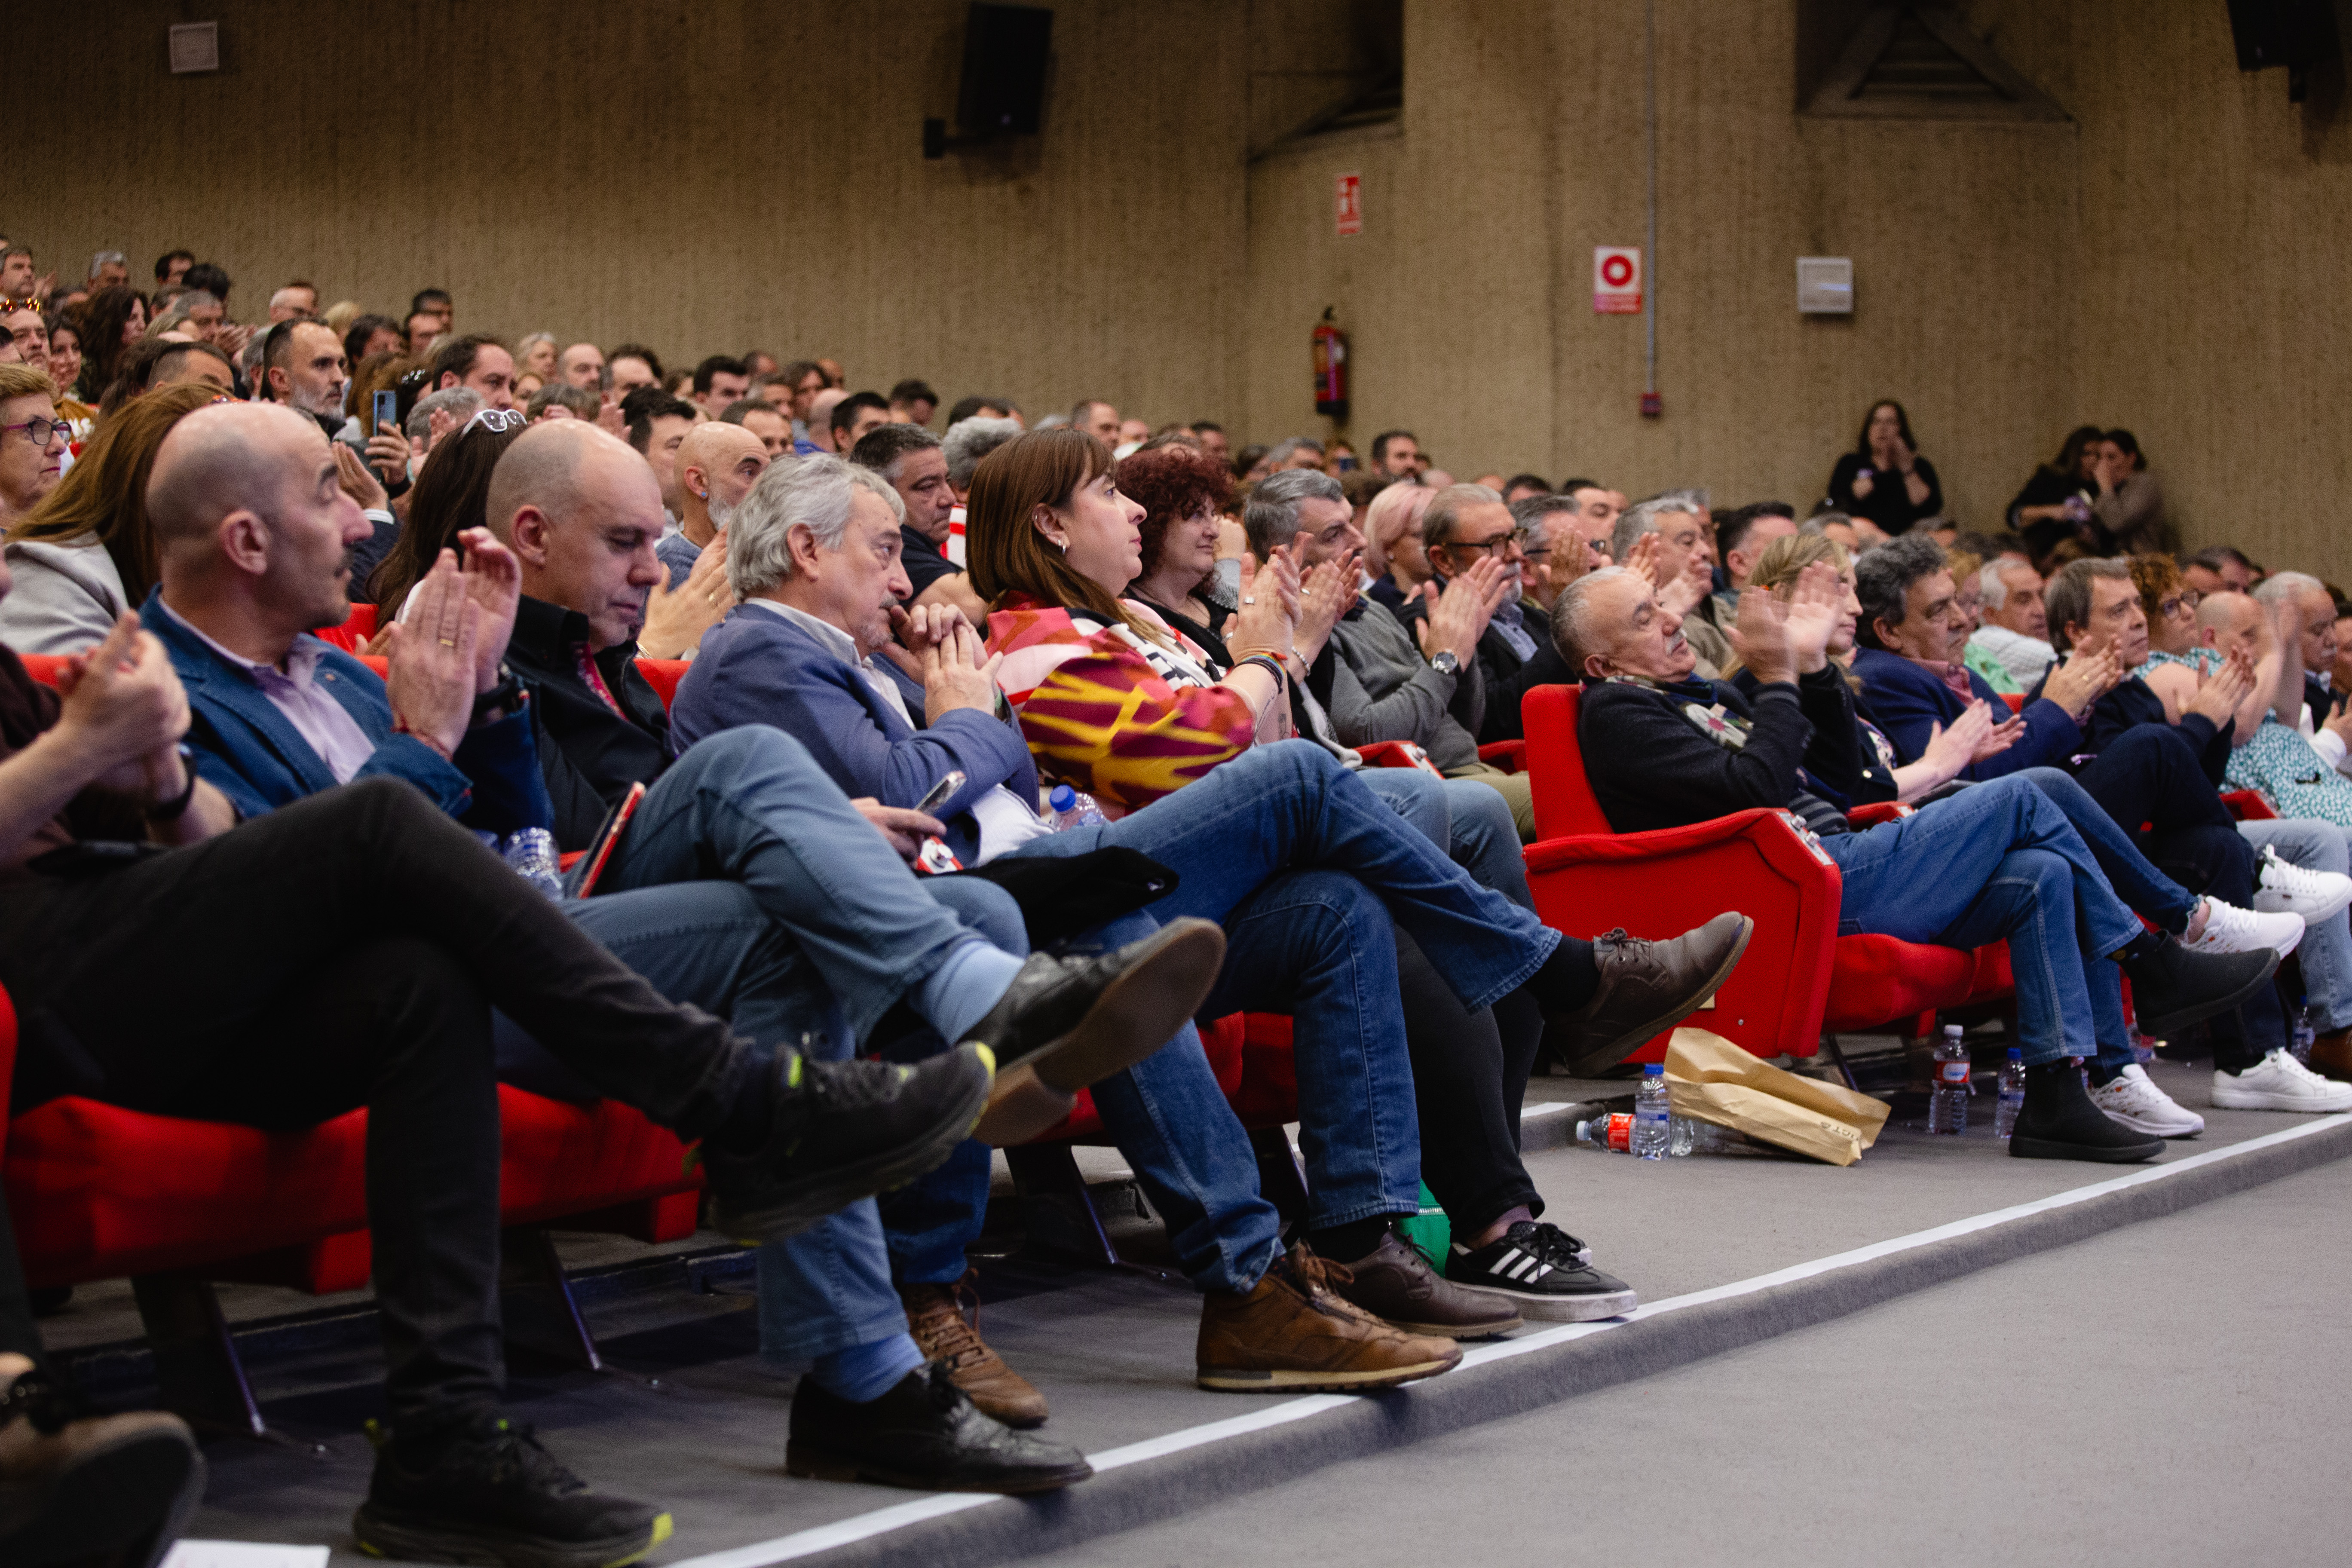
[0,538,127,652]
[1322,601,1483,772]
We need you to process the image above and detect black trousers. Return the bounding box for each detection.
[1394,931,1543,1234]
[2073,725,2279,1068]
[0,779,757,1433]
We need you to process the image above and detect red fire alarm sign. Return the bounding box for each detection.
[1335,174,1363,237]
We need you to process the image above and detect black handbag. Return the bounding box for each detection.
[942,847,1177,949]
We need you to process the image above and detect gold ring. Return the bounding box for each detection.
[438,637,456,647]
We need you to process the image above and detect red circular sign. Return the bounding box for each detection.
[1600,254,1635,288]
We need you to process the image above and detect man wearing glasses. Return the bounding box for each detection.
[0,364,67,536]
[1244,470,1538,839]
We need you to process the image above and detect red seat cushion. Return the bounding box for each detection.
[1822,934,2013,1032]
[494,1088,701,1227]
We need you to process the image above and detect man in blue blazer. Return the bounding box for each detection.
[1849,533,2112,780]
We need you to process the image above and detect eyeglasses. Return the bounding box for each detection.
[0,297,40,315]
[1,416,69,447]
[1447,533,1523,558]
[2159,591,2200,618]
[461,407,528,434]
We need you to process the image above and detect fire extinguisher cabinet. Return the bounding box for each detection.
[1312,307,1348,421]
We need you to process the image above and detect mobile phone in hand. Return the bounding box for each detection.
[373,389,399,438]
[916,769,966,814]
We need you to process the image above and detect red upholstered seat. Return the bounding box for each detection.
[314,603,378,652]
[1518,683,2011,1060]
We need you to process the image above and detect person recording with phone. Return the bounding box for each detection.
[1826,399,1942,536]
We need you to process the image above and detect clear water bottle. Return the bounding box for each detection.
[1632,1064,1671,1159]
[1994,1047,2025,1142]
[1668,1116,1754,1157]
[1926,1024,1969,1135]
[1574,1113,1633,1153]
[2291,1002,2320,1066]
[1047,784,1107,832]
[502,827,565,901]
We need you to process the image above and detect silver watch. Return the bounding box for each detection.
[1428,650,1461,678]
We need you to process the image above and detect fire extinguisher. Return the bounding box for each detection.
[1312,306,1348,420]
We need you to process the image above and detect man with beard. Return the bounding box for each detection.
[658,420,769,589]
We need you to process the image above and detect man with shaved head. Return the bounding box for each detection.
[0,398,1051,1557]
[660,418,769,590]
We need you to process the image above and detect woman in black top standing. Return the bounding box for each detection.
[1825,399,1942,536]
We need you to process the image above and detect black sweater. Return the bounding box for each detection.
[2025,668,2229,787]
[1577,675,1850,836]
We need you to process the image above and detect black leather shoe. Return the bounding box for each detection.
[2007,1066,2165,1164]
[966,918,1225,1145]
[2121,937,2279,1041]
[1556,913,1755,1076]
[786,1362,1094,1494]
[353,1414,670,1568]
[703,1046,994,1244]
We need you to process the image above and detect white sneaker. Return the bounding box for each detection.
[2251,846,2352,925]
[2089,1063,2206,1137]
[2211,1049,2352,1113]
[2185,898,2304,959]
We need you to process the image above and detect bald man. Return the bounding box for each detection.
[556,341,605,393]
[89,401,1034,1553]
[802,386,848,454]
[661,419,769,590]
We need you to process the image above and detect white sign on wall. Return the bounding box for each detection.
[1798,257,1854,314]
[1593,247,1642,314]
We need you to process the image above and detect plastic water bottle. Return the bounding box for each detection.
[1668,1116,1755,1157]
[502,827,565,901]
[1632,1064,1671,1159]
[1994,1048,2025,1142]
[1926,1024,1969,1135]
[1047,784,1107,832]
[2291,1002,2320,1066]
[1574,1113,1632,1152]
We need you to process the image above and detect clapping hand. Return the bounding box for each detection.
[454,527,522,692]
[1779,561,1844,671]
[379,554,480,758]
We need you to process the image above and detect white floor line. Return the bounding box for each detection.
[665,1112,2349,1568]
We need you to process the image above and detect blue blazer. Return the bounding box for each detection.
[670,604,1037,865]
[1850,644,2082,780]
[144,586,551,832]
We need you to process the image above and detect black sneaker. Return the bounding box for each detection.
[1446,1221,1638,1322]
[2120,937,2279,1041]
[703,1045,994,1244]
[353,1414,669,1568]
[0,1369,204,1568]
[785,1361,1094,1494]
[966,919,1227,1145]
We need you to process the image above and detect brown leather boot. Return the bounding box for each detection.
[1197,1243,1463,1392]
[2310,1028,2352,1081]
[1556,913,1755,1075]
[900,1274,1049,1429]
[1323,1231,1521,1339]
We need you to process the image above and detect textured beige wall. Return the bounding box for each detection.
[14,0,2349,577]
[9,0,1250,429]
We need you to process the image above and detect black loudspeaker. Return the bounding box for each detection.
[2226,0,2341,72]
[956,3,1053,136]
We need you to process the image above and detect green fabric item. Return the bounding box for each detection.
[1397,1181,1451,1268]
[1963,640,2023,694]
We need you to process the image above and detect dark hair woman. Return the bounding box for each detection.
[1116,441,1237,663]
[2004,423,2103,564]
[1825,399,1942,536]
[367,415,525,614]
[73,285,148,401]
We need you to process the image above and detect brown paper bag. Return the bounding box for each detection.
[1662,1026,1891,1166]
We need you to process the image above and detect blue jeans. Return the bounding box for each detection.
[594,726,1004,1042]
[2240,818,2352,1032]
[2014,768,2202,931]
[1356,769,1537,912]
[1825,775,2143,1066]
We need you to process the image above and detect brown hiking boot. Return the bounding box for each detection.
[1197,1243,1463,1392]
[1323,1230,1521,1339]
[1556,913,1755,1076]
[900,1274,1049,1429]
[2309,1029,2352,1081]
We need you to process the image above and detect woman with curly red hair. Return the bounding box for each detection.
[1119,441,1237,662]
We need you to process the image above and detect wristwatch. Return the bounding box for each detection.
[145,743,199,823]
[472,664,526,724]
[1428,650,1461,679]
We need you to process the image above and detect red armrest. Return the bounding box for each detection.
[2221,789,2277,822]
[1523,808,1842,1060]
[1477,740,1527,775]
[1845,801,1912,829]
[1355,739,1444,775]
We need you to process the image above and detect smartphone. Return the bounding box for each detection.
[915,770,967,815]
[373,389,399,438]
[571,782,647,897]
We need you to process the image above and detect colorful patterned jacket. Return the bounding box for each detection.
[986,594,1256,815]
